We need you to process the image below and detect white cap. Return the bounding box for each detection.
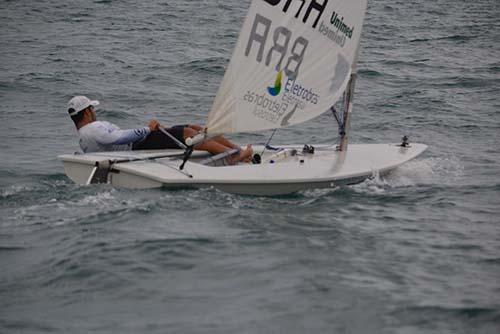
[67,96,99,116]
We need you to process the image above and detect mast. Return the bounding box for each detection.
[337,38,362,151]
[338,73,357,151]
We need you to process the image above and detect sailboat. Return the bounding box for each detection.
[59,0,427,196]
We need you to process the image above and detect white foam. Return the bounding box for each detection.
[5,188,151,228]
[78,190,116,206]
[1,184,33,198]
[302,187,339,198]
[352,155,464,194]
[389,155,464,186]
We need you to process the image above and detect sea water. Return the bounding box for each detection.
[1,0,499,333]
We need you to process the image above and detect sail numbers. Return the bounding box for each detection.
[263,0,328,29]
[245,13,308,80]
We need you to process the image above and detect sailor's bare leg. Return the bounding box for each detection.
[184,126,253,163]
[227,145,253,164]
[187,124,240,150]
[184,127,230,154]
[187,124,203,131]
[195,141,233,156]
[212,136,239,149]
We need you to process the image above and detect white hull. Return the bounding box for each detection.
[59,143,427,196]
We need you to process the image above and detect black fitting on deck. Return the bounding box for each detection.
[400,135,410,147]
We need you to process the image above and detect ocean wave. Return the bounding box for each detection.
[176,57,228,74]
[396,305,500,319]
[436,78,499,89]
[1,174,70,203]
[2,182,159,228]
[358,69,383,77]
[1,184,35,199]
[409,34,476,43]
[380,59,438,69]
[0,319,57,333]
[489,65,500,73]
[481,257,500,265]
[0,246,27,252]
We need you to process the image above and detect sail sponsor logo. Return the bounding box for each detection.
[242,68,320,124]
[267,70,283,96]
[283,78,319,105]
[244,90,289,123]
[329,11,354,39]
[264,69,319,106]
[318,11,355,47]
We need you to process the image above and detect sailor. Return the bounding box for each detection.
[67,96,252,163]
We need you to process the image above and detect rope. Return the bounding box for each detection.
[260,128,278,156]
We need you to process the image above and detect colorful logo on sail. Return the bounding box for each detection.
[267,70,282,96]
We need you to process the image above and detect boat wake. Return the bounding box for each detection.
[352,155,464,195]
[1,176,157,228]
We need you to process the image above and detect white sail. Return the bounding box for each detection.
[206,0,368,136]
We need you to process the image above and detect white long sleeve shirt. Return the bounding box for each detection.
[78,121,150,153]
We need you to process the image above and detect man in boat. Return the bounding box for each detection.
[67,96,252,163]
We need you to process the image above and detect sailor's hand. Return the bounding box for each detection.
[148,119,160,131]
